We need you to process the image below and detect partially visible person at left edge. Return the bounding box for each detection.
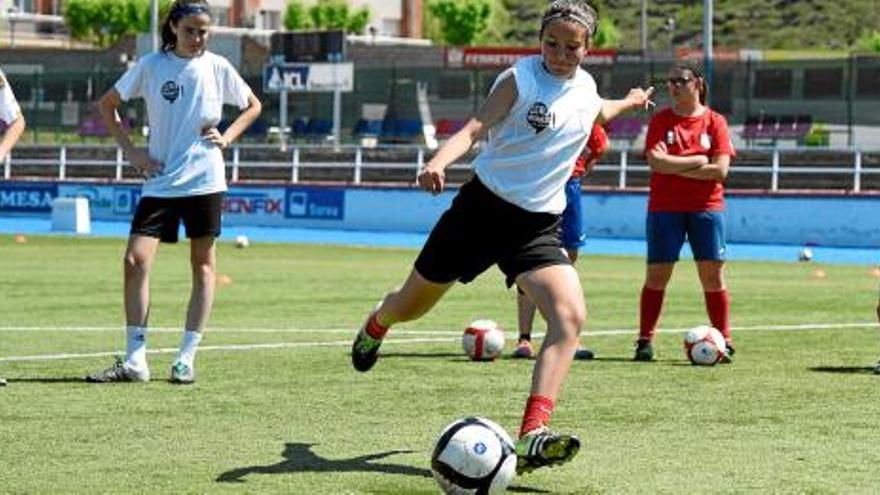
[0,65,26,388]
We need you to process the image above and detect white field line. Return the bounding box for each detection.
[0,321,875,363]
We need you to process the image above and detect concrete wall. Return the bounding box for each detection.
[1,180,877,248]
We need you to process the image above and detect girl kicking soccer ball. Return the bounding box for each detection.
[350,0,653,474]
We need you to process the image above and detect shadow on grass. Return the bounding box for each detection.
[809,365,877,375]
[590,356,683,364]
[216,442,431,483]
[377,352,464,360]
[215,442,551,493]
[7,377,90,384]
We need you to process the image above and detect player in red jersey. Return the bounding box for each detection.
[634,61,736,362]
[512,122,609,360]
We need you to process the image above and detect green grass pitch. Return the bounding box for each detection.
[1,235,879,493]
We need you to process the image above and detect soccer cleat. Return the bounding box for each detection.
[351,325,383,372]
[169,361,195,385]
[725,341,736,357]
[633,339,654,362]
[86,357,150,383]
[0,377,6,387]
[573,347,595,360]
[515,427,580,475]
[719,341,735,364]
[511,340,535,359]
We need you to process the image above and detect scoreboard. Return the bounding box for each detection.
[270,30,346,63]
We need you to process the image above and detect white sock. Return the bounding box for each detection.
[124,325,147,369]
[175,330,203,367]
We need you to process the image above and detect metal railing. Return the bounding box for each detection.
[2,144,879,192]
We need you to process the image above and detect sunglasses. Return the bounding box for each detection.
[667,76,693,87]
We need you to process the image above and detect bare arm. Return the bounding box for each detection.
[598,86,655,123]
[201,93,262,149]
[97,88,163,178]
[646,141,708,174]
[0,115,25,161]
[418,74,517,195]
[677,154,731,181]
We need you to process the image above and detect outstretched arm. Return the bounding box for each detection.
[598,86,655,123]
[418,74,517,195]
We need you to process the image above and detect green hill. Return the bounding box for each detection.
[494,0,880,51]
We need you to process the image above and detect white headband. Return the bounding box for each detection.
[542,11,596,36]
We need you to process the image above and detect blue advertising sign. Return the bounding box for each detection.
[0,183,58,213]
[285,188,345,220]
[223,191,285,216]
[112,187,142,215]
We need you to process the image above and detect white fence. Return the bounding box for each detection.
[2,144,879,192]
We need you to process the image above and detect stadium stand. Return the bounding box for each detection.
[380,119,422,143]
[742,114,813,145]
[353,118,383,138]
[305,118,333,141]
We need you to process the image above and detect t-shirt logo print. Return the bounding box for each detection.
[161,81,181,103]
[526,102,554,133]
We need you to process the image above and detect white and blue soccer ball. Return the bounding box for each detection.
[683,325,727,366]
[431,417,517,494]
[798,247,813,262]
[234,235,250,248]
[461,320,506,361]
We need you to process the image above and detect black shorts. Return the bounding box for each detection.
[415,177,570,287]
[130,192,223,243]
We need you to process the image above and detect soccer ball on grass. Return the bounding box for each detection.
[683,325,727,365]
[431,416,517,494]
[461,320,505,361]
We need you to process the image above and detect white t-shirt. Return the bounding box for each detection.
[0,69,22,125]
[116,51,252,198]
[473,56,603,214]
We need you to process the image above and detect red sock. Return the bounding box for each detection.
[639,286,665,342]
[519,395,555,437]
[364,313,389,340]
[704,289,730,341]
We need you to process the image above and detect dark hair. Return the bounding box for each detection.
[161,0,212,53]
[673,60,707,105]
[539,0,598,42]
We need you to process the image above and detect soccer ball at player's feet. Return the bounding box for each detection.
[683,326,728,366]
[431,417,517,494]
[462,320,506,361]
[634,340,654,361]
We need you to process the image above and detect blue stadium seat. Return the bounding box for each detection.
[290,118,308,138]
[244,118,268,138]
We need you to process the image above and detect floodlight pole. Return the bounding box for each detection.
[703,0,713,105]
[150,0,159,53]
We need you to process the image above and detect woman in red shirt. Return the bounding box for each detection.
[635,61,735,361]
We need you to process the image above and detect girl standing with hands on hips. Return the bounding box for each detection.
[87,0,261,384]
[350,0,653,474]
